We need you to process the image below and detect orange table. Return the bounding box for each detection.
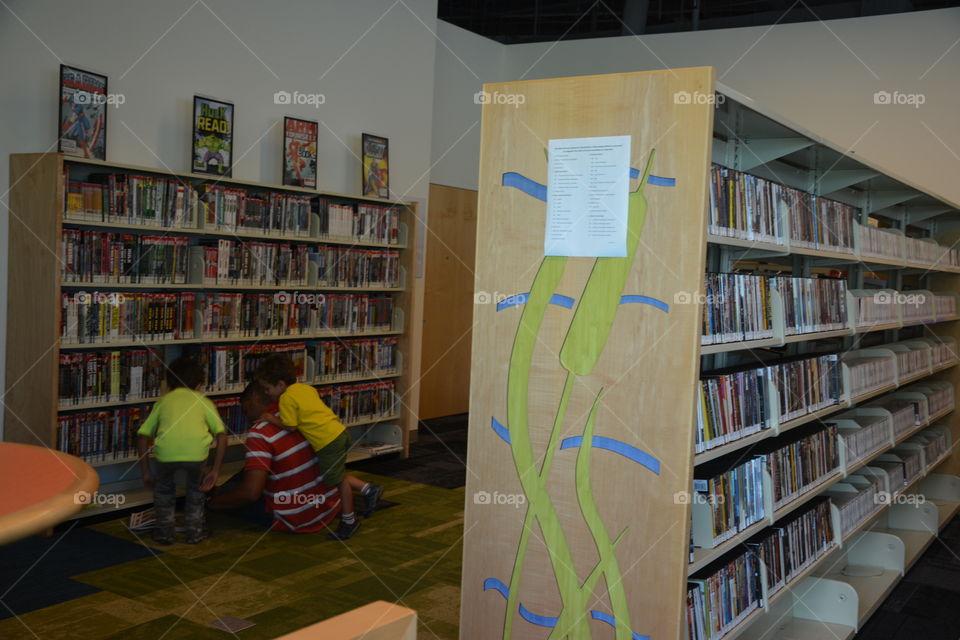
[0,443,99,544]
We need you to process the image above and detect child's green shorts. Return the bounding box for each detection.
[315,430,352,485]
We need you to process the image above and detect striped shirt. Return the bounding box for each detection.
[244,410,341,533]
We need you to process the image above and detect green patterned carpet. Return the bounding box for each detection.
[0,473,463,639]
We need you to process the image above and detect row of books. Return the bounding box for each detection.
[751,498,834,596]
[790,197,856,254]
[63,172,403,245]
[696,355,841,453]
[708,164,791,245]
[65,173,199,228]
[199,184,312,236]
[826,473,885,539]
[867,396,921,440]
[59,349,165,408]
[708,164,856,253]
[59,291,397,344]
[936,295,957,319]
[770,276,847,336]
[197,342,308,393]
[857,223,901,259]
[766,424,839,509]
[317,200,402,245]
[56,396,247,463]
[834,413,891,467]
[686,548,763,640]
[693,457,767,545]
[844,354,895,398]
[61,231,190,284]
[696,368,771,453]
[317,381,397,425]
[771,355,842,423]
[199,292,395,337]
[700,273,773,345]
[915,426,950,468]
[311,337,399,379]
[312,246,401,288]
[196,240,310,286]
[61,292,196,343]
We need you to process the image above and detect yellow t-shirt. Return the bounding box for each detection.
[279,382,345,451]
[137,388,226,462]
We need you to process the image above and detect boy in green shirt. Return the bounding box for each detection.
[138,357,227,545]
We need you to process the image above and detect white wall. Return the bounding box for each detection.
[0,0,439,436]
[432,8,960,205]
[429,21,507,189]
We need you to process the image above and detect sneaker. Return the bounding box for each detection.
[151,528,175,546]
[328,518,361,541]
[363,484,383,518]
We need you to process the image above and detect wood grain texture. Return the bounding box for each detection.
[419,184,477,420]
[5,154,63,447]
[460,68,714,640]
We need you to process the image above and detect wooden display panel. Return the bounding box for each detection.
[5,153,63,447]
[461,68,714,640]
[420,183,477,419]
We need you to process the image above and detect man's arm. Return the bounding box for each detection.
[207,469,268,509]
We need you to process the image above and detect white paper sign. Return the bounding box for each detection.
[545,135,630,257]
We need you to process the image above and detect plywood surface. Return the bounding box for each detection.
[420,184,477,420]
[461,68,714,640]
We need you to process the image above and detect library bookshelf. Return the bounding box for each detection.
[5,152,422,516]
[461,68,960,640]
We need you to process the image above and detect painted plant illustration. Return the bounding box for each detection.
[484,149,671,639]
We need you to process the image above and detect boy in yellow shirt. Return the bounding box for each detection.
[137,357,227,545]
[256,354,382,540]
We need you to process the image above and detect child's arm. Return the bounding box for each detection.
[201,433,227,491]
[137,435,154,489]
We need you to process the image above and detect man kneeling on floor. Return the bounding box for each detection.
[208,382,382,535]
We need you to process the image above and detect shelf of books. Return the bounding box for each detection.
[462,69,960,640]
[5,153,421,514]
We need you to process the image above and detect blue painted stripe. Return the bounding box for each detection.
[483,577,510,599]
[496,292,575,312]
[620,295,669,313]
[502,172,547,201]
[519,604,559,627]
[497,292,530,311]
[503,170,675,202]
[590,611,651,640]
[484,579,650,638]
[490,417,511,444]
[647,175,676,187]
[560,436,660,475]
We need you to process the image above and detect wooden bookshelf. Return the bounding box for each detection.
[462,69,960,640]
[5,153,422,513]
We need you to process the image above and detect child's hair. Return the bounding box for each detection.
[165,356,204,390]
[255,353,298,386]
[240,380,267,404]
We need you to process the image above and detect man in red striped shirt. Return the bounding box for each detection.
[208,383,349,533]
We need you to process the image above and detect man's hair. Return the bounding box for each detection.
[240,380,267,404]
[255,353,298,385]
[165,356,204,390]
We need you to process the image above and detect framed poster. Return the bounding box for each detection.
[192,95,234,177]
[58,64,107,160]
[362,133,389,198]
[283,116,318,188]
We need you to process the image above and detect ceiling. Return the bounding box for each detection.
[438,0,960,44]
